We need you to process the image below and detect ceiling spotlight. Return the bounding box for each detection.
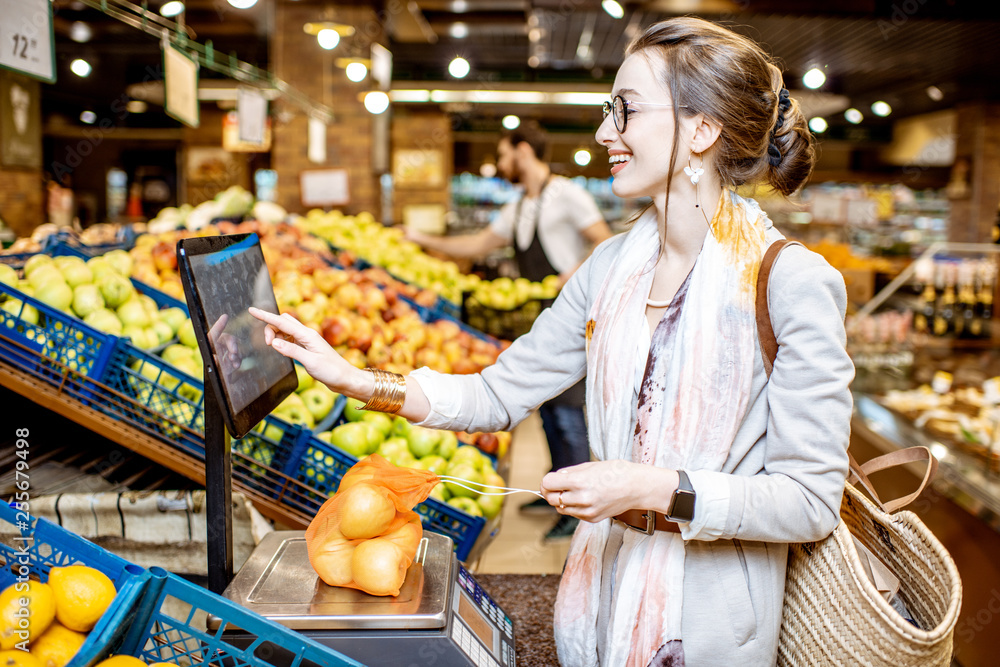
[317,28,340,50]
[227,0,257,8]
[451,0,468,11]
[502,115,520,130]
[601,0,624,19]
[802,67,826,89]
[574,149,592,166]
[926,85,944,101]
[159,1,184,17]
[448,56,470,79]
[345,61,368,82]
[364,91,390,114]
[126,100,147,113]
[871,101,892,117]
[844,108,863,124]
[70,59,92,77]
[80,110,97,125]
[449,22,468,39]
[69,21,92,42]
[527,55,540,68]
[808,117,828,133]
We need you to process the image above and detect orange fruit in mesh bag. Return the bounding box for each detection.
[352,538,408,597]
[338,483,396,540]
[382,515,422,555]
[308,523,357,587]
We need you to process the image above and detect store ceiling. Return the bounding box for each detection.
[44,0,1000,139]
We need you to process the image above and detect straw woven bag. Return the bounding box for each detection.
[757,240,963,667]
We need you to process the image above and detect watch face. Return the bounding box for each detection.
[670,492,696,522]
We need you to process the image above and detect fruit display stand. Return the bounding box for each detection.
[0,502,150,666]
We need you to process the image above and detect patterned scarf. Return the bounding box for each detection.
[554,190,770,667]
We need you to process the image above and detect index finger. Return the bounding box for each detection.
[208,313,229,340]
[249,307,313,343]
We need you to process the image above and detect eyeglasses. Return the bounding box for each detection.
[601,94,685,133]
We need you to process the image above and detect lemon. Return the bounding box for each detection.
[0,650,44,667]
[94,656,148,667]
[30,622,87,667]
[0,581,56,649]
[47,567,116,633]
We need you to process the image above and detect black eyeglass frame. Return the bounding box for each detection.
[601,95,686,133]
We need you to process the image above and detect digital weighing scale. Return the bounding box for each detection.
[209,531,516,667]
[178,234,517,667]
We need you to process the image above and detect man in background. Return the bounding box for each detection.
[406,121,613,540]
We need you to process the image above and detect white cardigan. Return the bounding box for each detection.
[411,227,855,666]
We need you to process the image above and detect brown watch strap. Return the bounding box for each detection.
[613,509,681,533]
[756,239,802,378]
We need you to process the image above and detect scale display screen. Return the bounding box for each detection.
[178,233,296,438]
[458,591,496,649]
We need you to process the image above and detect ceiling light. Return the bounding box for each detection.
[448,57,470,79]
[451,0,467,11]
[317,29,340,50]
[926,85,943,101]
[70,59,92,77]
[80,110,97,124]
[502,115,520,130]
[227,0,257,8]
[449,22,468,39]
[159,1,184,17]
[528,28,542,42]
[808,117,828,133]
[574,149,592,166]
[601,0,624,19]
[844,108,863,124]
[345,62,367,82]
[480,162,497,178]
[364,91,390,114]
[802,67,826,89]
[527,55,540,68]
[871,101,891,117]
[69,21,92,42]
[126,100,147,113]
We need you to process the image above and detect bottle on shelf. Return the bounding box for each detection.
[912,258,936,335]
[955,262,977,339]
[932,262,956,337]
[976,259,995,340]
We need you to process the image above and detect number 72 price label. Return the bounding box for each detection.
[0,0,55,83]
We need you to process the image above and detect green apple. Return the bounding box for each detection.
[294,364,315,393]
[450,445,484,471]
[389,449,419,468]
[315,430,333,444]
[328,422,373,458]
[392,415,412,439]
[178,319,198,348]
[35,280,73,312]
[300,386,335,422]
[429,482,450,503]
[61,262,93,288]
[377,436,409,460]
[86,256,116,282]
[160,307,188,335]
[361,411,393,438]
[71,283,105,318]
[274,402,315,428]
[418,455,448,475]
[138,294,159,318]
[406,425,441,459]
[83,308,122,335]
[0,264,17,287]
[151,320,174,345]
[97,273,134,309]
[476,493,503,520]
[437,430,458,460]
[117,299,150,329]
[23,254,53,278]
[443,462,483,499]
[162,343,195,366]
[447,496,484,518]
[343,396,367,421]
[123,325,157,349]
[3,299,40,326]
[104,249,133,277]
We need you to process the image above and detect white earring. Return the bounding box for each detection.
[684,154,704,185]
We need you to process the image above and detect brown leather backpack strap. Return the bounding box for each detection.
[756,239,803,378]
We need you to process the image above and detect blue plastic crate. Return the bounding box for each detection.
[0,251,35,268]
[0,282,120,384]
[121,568,363,667]
[0,503,151,667]
[43,229,135,256]
[279,430,487,562]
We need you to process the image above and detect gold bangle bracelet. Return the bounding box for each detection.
[359,368,406,414]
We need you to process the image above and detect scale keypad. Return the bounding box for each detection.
[457,565,515,666]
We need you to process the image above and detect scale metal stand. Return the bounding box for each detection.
[204,370,233,595]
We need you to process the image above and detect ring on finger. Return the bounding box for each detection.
[558,491,565,509]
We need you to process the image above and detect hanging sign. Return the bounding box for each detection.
[236,87,267,145]
[223,111,271,152]
[0,0,55,83]
[163,41,200,128]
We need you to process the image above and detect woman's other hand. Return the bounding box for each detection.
[540,460,680,523]
[248,307,360,394]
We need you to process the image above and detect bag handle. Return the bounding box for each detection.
[755,241,938,514]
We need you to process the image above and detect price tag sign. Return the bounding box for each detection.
[0,0,55,83]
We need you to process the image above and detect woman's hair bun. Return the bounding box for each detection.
[766,95,815,196]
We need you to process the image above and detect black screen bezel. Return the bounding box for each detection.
[177,233,296,439]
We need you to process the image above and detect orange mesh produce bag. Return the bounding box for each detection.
[305,454,438,597]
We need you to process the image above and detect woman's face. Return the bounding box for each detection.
[596,53,689,201]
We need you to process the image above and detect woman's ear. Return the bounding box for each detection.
[689,115,723,155]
